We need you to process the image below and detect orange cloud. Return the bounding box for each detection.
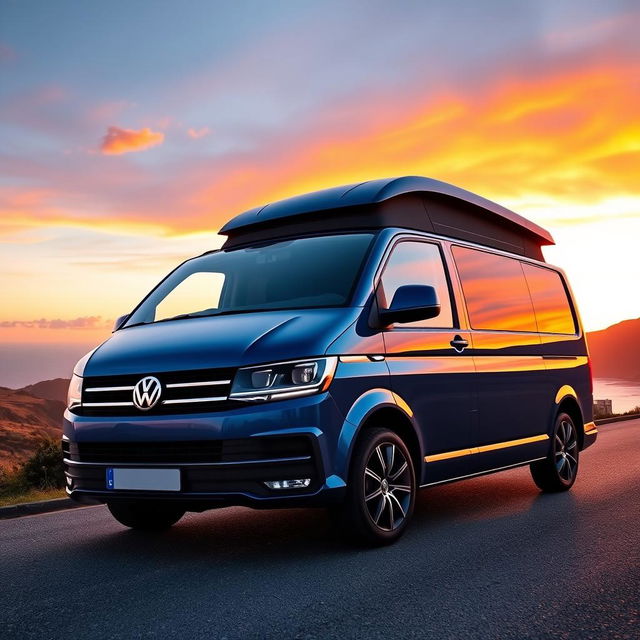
[187,126,211,139]
[101,125,164,155]
[183,61,640,231]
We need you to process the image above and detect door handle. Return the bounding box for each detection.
[450,335,469,353]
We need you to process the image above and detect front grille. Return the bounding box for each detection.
[75,368,238,416]
[65,436,313,464]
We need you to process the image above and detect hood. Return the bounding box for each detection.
[83,308,361,376]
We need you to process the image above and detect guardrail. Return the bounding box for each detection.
[595,413,640,426]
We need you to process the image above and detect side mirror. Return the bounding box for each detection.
[379,285,441,325]
[112,314,130,332]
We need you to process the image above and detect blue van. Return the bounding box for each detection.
[63,176,597,544]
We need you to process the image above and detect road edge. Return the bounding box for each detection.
[0,497,100,520]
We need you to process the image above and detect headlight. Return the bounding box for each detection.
[67,374,83,410]
[230,357,337,402]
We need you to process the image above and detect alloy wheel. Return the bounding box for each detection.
[363,442,413,532]
[554,418,578,483]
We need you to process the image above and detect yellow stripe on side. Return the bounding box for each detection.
[583,422,598,435]
[476,434,549,453]
[424,448,474,463]
[425,433,549,463]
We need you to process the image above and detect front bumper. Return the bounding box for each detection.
[63,392,347,509]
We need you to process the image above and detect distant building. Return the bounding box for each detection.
[593,399,613,417]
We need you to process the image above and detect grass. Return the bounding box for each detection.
[0,487,67,508]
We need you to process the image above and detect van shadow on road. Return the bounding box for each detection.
[72,466,567,566]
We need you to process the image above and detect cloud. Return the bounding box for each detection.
[100,126,164,155]
[0,43,16,63]
[4,57,640,241]
[0,317,111,330]
[187,126,211,139]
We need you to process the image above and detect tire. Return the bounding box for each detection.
[335,427,416,546]
[530,412,579,492]
[107,501,185,530]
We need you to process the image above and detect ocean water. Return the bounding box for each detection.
[592,379,640,414]
[0,342,95,388]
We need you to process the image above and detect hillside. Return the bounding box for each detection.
[20,378,69,405]
[0,387,65,468]
[587,318,640,382]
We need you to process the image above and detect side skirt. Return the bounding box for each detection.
[419,457,546,489]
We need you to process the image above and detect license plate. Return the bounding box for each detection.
[106,468,181,491]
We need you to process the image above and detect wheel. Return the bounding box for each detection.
[107,501,185,530]
[530,412,579,492]
[335,427,416,545]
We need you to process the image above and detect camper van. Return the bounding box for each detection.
[63,176,596,544]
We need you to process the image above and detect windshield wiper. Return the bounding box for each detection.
[124,308,288,329]
[124,312,209,328]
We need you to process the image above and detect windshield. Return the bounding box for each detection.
[125,233,375,327]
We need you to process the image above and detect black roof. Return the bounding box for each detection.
[220,176,554,260]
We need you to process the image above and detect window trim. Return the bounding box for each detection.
[451,243,578,336]
[520,261,578,336]
[374,236,459,331]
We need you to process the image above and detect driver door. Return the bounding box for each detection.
[380,239,476,485]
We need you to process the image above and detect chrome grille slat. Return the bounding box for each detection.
[78,367,236,416]
[165,380,230,388]
[162,396,227,404]
[83,401,135,407]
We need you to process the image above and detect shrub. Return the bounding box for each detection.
[19,438,65,490]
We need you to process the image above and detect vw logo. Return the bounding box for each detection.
[132,376,162,410]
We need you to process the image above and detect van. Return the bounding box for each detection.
[63,176,596,544]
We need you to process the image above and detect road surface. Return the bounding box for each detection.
[1,420,639,639]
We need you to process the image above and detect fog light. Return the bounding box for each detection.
[264,478,311,490]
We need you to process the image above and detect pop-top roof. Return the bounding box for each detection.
[220,176,554,246]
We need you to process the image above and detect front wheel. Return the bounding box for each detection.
[335,428,416,546]
[107,501,185,530]
[530,412,579,492]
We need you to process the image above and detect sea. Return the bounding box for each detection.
[592,379,640,414]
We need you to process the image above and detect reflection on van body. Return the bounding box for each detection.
[63,176,596,544]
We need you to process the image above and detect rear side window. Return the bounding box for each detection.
[522,264,576,334]
[452,246,537,332]
[379,240,453,328]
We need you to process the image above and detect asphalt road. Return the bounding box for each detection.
[1,420,639,640]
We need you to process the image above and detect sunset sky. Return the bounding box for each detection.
[1,0,639,386]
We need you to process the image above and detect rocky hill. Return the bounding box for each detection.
[19,377,69,405]
[0,386,66,468]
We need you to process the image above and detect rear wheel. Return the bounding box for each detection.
[335,427,416,545]
[530,412,579,492]
[107,501,185,530]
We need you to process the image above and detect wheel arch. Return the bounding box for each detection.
[336,389,423,483]
[555,390,585,450]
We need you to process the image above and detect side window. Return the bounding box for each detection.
[452,246,537,332]
[522,264,576,334]
[379,241,453,328]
